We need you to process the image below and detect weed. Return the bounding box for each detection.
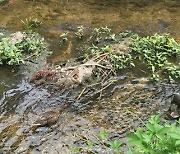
[0,32,47,65]
[109,140,122,152]
[0,38,23,65]
[60,32,69,42]
[75,25,85,39]
[70,129,122,153]
[130,33,180,80]
[21,18,42,30]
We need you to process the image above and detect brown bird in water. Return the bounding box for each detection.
[33,107,63,127]
[171,93,180,107]
[170,93,180,119]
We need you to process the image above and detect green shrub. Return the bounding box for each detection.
[0,38,23,65]
[0,32,46,65]
[127,115,180,154]
[130,33,180,80]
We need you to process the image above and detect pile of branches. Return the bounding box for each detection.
[30,27,133,99]
[30,49,122,99]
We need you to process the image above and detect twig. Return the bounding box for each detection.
[77,87,87,100]
[125,109,146,126]
[96,79,117,94]
[76,82,102,100]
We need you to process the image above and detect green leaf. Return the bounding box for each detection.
[87,140,94,148]
[156,127,170,139]
[175,140,180,145]
[110,140,122,151]
[70,146,80,152]
[169,132,180,140]
[146,123,154,132]
[100,130,108,139]
[127,133,141,145]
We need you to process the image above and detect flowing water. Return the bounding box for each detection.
[0,0,180,153]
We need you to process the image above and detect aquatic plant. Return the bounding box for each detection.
[75,25,85,39]
[0,32,47,65]
[130,33,180,80]
[60,32,69,42]
[0,38,23,65]
[21,18,42,30]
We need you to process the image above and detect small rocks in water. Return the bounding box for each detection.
[33,108,63,127]
[10,31,26,44]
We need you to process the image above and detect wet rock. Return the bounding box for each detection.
[112,43,129,55]
[10,31,26,44]
[29,136,42,148]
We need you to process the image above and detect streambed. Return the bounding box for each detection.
[0,0,180,153]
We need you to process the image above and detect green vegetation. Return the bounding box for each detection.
[74,26,179,81]
[70,115,180,153]
[0,0,6,4]
[21,18,42,30]
[127,115,180,154]
[0,37,23,65]
[70,130,122,153]
[130,33,180,80]
[59,26,179,81]
[75,25,85,39]
[0,32,46,65]
[60,32,69,42]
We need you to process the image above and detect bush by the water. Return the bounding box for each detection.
[0,32,46,65]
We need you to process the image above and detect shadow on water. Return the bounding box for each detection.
[0,0,180,153]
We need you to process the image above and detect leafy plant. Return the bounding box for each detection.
[0,32,47,65]
[130,33,180,80]
[127,115,180,153]
[75,25,85,39]
[100,130,108,139]
[60,32,69,42]
[21,18,42,30]
[17,32,46,54]
[0,38,23,65]
[164,65,180,81]
[89,26,111,43]
[110,140,122,152]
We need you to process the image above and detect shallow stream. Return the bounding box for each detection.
[0,0,180,153]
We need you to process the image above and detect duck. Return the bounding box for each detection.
[33,107,63,127]
[170,93,180,119]
[171,93,180,107]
